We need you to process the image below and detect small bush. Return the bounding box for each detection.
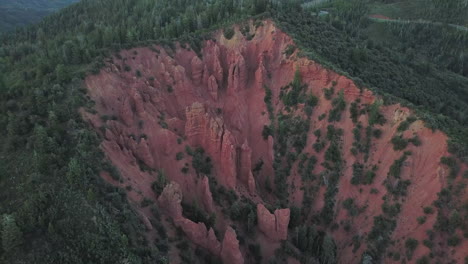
[417,216,427,225]
[405,238,418,259]
[262,125,273,140]
[416,256,430,264]
[372,129,382,138]
[423,239,433,248]
[423,206,434,214]
[324,87,335,100]
[224,27,235,39]
[447,235,461,247]
[409,135,422,146]
[140,198,153,207]
[284,45,296,56]
[391,136,408,151]
[176,152,184,161]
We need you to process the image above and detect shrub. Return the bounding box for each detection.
[188,147,212,175]
[176,152,184,161]
[423,239,433,248]
[398,121,410,132]
[416,256,430,264]
[262,125,273,139]
[224,27,235,39]
[151,170,168,196]
[391,136,408,151]
[328,90,346,122]
[447,235,461,246]
[284,44,296,56]
[417,216,427,225]
[405,238,418,259]
[324,87,335,100]
[318,113,327,120]
[423,206,434,214]
[140,198,153,207]
[372,128,382,138]
[409,135,422,146]
[368,100,386,126]
[350,101,359,123]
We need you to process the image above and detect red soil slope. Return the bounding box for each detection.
[83,20,468,263]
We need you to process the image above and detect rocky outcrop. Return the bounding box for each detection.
[119,97,134,126]
[221,226,244,264]
[240,141,256,193]
[207,75,218,100]
[84,20,465,264]
[191,55,204,86]
[200,176,214,213]
[184,102,243,190]
[179,218,221,255]
[158,183,243,259]
[158,182,183,220]
[257,204,290,241]
[135,138,154,168]
[227,52,247,94]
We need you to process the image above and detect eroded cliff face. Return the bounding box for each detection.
[83,20,468,263]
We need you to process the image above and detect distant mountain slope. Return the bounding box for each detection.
[0,0,78,32]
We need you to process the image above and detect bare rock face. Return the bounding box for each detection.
[84,20,465,263]
[184,102,238,190]
[158,182,183,220]
[207,75,218,100]
[240,141,256,193]
[191,55,204,86]
[179,218,221,255]
[221,227,244,264]
[119,97,134,126]
[227,52,247,94]
[257,204,290,241]
[200,176,214,213]
[158,182,221,254]
[135,138,154,168]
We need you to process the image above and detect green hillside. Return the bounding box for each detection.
[0,0,78,32]
[0,0,467,263]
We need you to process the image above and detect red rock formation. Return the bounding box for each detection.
[240,141,256,193]
[207,75,218,100]
[257,204,290,241]
[221,226,244,264]
[158,182,183,220]
[179,218,221,255]
[191,55,204,86]
[83,20,467,264]
[199,176,214,213]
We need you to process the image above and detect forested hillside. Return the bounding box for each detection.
[369,0,468,26]
[0,0,467,263]
[0,0,78,32]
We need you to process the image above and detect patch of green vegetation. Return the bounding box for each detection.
[284,44,296,56]
[281,69,307,107]
[176,152,184,161]
[328,90,346,122]
[223,27,235,39]
[391,135,408,151]
[405,238,419,260]
[186,147,212,175]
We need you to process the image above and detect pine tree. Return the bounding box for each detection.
[1,214,23,253]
